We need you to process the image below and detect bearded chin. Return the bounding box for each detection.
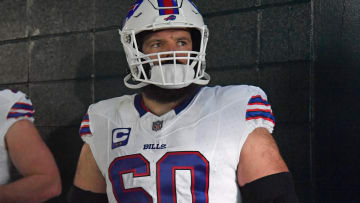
[141,84,200,104]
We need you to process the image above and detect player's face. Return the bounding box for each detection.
[142,29,193,65]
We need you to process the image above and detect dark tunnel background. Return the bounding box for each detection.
[314,0,360,202]
[0,0,359,202]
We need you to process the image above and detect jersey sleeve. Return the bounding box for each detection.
[245,87,275,134]
[78,105,105,157]
[0,90,35,150]
[79,111,93,143]
[6,91,35,125]
[78,105,108,176]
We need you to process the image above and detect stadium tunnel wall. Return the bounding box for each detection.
[0,0,358,202]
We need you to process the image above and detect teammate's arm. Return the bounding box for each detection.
[0,120,61,203]
[68,143,108,203]
[237,127,299,203]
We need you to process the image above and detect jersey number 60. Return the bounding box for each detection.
[109,151,209,203]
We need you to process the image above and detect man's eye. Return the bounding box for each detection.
[150,43,161,48]
[177,41,186,46]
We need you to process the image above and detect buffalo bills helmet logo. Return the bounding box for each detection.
[164,15,176,21]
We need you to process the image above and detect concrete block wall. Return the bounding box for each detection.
[202,1,313,202]
[0,0,313,202]
[314,0,360,202]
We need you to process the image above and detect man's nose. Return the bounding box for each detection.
[159,44,176,59]
[163,42,178,52]
[160,43,186,59]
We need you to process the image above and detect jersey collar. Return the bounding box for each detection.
[134,87,201,118]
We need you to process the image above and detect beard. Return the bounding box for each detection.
[141,84,200,104]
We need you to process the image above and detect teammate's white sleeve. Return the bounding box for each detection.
[0,90,35,144]
[79,112,92,140]
[0,89,35,185]
[244,86,275,134]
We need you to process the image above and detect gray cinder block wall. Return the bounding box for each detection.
[5,0,358,202]
[200,1,313,202]
[314,0,360,202]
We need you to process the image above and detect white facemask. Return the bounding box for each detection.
[149,64,196,89]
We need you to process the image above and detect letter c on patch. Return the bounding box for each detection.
[112,128,131,149]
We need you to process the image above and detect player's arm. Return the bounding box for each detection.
[237,127,299,203]
[0,120,61,203]
[68,143,108,203]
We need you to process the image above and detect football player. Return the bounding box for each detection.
[69,0,299,202]
[0,89,61,202]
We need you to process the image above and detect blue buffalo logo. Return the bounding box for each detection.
[125,0,143,22]
[164,15,176,21]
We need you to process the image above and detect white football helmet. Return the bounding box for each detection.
[120,0,210,89]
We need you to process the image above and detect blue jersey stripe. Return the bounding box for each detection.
[134,94,147,117]
[174,87,201,114]
[7,112,34,119]
[246,111,275,123]
[79,127,91,135]
[11,103,34,111]
[12,103,33,110]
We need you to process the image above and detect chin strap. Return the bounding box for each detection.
[193,72,210,85]
[124,72,211,89]
[124,74,149,89]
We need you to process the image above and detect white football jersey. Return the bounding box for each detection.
[81,85,275,203]
[0,89,35,185]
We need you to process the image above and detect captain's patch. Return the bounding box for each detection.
[112,128,131,149]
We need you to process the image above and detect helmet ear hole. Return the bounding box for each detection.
[136,30,152,52]
[190,29,201,52]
